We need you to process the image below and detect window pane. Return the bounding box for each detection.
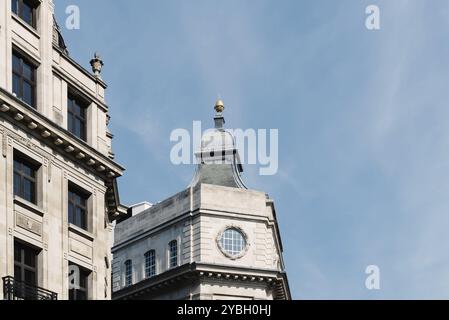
[79,105,86,119]
[169,241,178,268]
[11,0,19,14]
[76,207,82,227]
[68,187,89,230]
[80,209,86,229]
[24,248,36,268]
[14,245,21,262]
[22,2,33,26]
[22,82,33,106]
[23,163,34,178]
[74,102,81,116]
[12,54,20,72]
[125,260,132,286]
[14,173,21,197]
[67,97,87,140]
[79,272,87,288]
[68,116,73,134]
[68,203,74,225]
[23,178,35,203]
[145,251,156,278]
[13,74,21,97]
[14,159,21,171]
[23,62,33,81]
[14,266,22,282]
[24,270,36,286]
[79,122,85,140]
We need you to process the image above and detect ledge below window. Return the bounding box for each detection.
[11,14,40,39]
[14,196,45,217]
[68,223,94,242]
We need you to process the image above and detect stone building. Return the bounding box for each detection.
[0,0,126,300]
[112,101,290,300]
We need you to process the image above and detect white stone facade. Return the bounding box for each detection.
[0,0,125,300]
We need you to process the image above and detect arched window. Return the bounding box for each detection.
[168,240,178,268]
[145,250,156,278]
[124,260,132,287]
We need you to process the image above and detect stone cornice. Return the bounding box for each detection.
[0,88,127,221]
[0,88,124,178]
[112,262,291,300]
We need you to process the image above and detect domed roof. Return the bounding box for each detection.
[189,99,247,189]
[200,129,235,153]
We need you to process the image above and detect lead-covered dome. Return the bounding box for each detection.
[189,100,247,189]
[200,129,235,154]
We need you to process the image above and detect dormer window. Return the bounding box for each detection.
[11,0,39,29]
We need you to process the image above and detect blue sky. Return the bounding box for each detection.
[56,0,449,299]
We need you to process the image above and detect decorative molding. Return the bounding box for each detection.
[69,238,93,260]
[16,213,43,237]
[0,88,126,221]
[2,126,47,159]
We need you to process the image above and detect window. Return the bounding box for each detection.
[67,93,88,141]
[68,263,90,300]
[145,250,156,278]
[11,0,39,29]
[14,241,39,286]
[68,184,89,230]
[14,153,39,204]
[219,228,247,258]
[124,260,133,287]
[12,52,36,108]
[168,240,178,269]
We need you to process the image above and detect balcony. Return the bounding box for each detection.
[2,276,58,300]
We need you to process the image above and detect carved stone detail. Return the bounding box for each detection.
[16,213,43,237]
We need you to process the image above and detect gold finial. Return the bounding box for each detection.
[215,99,225,114]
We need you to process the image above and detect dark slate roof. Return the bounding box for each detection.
[192,164,242,188]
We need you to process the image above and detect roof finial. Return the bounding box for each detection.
[90,52,104,78]
[215,99,225,115]
[214,99,225,129]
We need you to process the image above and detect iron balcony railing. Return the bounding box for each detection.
[2,276,58,300]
